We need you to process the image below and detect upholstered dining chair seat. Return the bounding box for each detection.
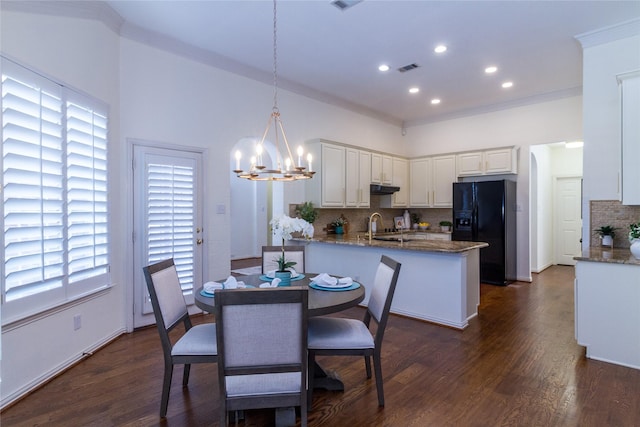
[308,317,375,350]
[226,372,302,397]
[171,323,218,356]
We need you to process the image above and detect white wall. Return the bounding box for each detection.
[581,22,640,247]
[1,9,125,407]
[404,96,583,282]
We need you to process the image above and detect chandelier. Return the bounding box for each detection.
[234,0,314,181]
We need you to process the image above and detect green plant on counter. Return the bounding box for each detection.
[411,213,421,224]
[594,225,618,237]
[439,220,453,227]
[630,222,640,240]
[295,201,318,224]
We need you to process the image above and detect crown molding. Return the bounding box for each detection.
[576,18,640,48]
[404,87,583,128]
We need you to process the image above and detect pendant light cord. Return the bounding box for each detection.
[272,0,279,114]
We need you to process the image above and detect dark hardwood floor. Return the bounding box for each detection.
[2,264,639,426]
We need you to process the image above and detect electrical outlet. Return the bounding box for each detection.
[74,314,81,330]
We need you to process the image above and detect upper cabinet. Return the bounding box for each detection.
[345,148,371,208]
[457,147,518,177]
[390,157,408,207]
[305,141,345,208]
[409,155,456,208]
[306,140,371,208]
[432,155,456,207]
[618,70,640,205]
[371,153,393,185]
[409,158,432,207]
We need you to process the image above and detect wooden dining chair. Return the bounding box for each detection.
[215,287,308,427]
[262,245,305,273]
[142,258,218,418]
[307,255,401,407]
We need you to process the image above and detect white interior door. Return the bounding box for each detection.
[555,177,582,266]
[133,144,204,328]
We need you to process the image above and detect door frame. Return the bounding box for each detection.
[126,138,208,331]
[553,175,583,266]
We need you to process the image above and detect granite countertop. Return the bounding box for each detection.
[574,247,640,266]
[298,234,488,254]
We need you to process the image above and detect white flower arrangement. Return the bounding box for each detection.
[270,214,314,241]
[269,214,314,271]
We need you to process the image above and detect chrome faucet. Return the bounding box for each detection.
[368,212,383,244]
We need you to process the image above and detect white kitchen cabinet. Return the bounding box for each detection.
[345,148,371,208]
[409,155,455,208]
[305,141,345,207]
[381,157,408,208]
[432,155,456,207]
[575,260,640,369]
[457,147,518,177]
[409,157,432,207]
[371,152,393,185]
[618,70,640,205]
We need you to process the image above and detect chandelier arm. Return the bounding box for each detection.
[276,117,296,168]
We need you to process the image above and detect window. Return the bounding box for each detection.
[1,58,110,324]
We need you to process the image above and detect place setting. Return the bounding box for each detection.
[309,273,360,292]
[199,276,253,297]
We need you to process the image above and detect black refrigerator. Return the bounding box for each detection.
[452,180,516,286]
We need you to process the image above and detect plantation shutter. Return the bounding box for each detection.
[2,69,65,303]
[2,58,110,322]
[65,96,109,289]
[143,156,196,312]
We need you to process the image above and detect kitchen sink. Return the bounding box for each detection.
[373,236,414,242]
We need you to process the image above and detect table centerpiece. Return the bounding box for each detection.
[270,214,314,285]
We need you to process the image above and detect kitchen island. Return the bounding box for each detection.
[292,234,488,329]
[574,247,640,370]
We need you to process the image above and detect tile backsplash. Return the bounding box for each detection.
[590,200,640,248]
[289,195,452,236]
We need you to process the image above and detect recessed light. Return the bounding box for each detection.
[502,81,513,88]
[434,45,447,53]
[485,66,498,74]
[378,64,390,72]
[409,87,420,94]
[431,98,441,105]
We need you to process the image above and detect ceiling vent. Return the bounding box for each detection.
[398,63,419,73]
[331,0,363,11]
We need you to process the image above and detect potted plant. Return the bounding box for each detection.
[439,220,452,232]
[270,214,314,285]
[411,213,421,230]
[295,201,318,224]
[629,221,640,259]
[332,217,346,235]
[594,225,617,247]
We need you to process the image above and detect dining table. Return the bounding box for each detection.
[194,271,365,392]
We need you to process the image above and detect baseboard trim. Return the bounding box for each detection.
[0,328,126,411]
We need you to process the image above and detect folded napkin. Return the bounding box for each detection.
[311,273,353,287]
[266,268,297,278]
[259,277,281,288]
[203,276,246,293]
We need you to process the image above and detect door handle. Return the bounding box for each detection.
[196,239,203,245]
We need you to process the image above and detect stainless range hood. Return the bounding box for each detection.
[370,184,400,195]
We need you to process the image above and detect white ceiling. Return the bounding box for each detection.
[106,0,640,127]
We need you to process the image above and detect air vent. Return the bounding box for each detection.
[331,0,363,11]
[398,63,419,72]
